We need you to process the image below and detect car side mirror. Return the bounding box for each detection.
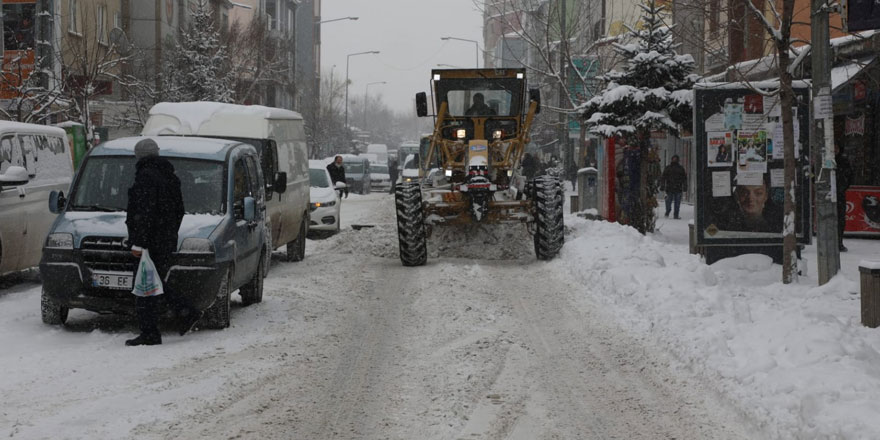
[0,166,30,187]
[529,88,541,114]
[49,190,67,214]
[416,92,428,117]
[335,181,347,189]
[273,172,288,194]
[243,196,256,222]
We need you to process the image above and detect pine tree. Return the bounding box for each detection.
[581,0,699,233]
[160,0,234,103]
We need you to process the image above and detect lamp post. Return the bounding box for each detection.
[345,51,380,131]
[318,16,358,24]
[440,36,480,68]
[364,81,387,133]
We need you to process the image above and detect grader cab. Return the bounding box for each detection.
[394,68,564,266]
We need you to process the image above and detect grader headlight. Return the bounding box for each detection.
[456,129,467,139]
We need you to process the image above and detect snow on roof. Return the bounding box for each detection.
[143,101,302,136]
[695,80,811,90]
[93,136,245,160]
[830,30,878,48]
[308,159,328,169]
[831,55,876,91]
[0,121,67,137]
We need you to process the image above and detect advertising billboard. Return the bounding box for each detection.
[693,83,812,250]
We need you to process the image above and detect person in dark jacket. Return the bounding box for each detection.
[836,144,854,251]
[125,139,199,346]
[388,158,399,193]
[660,155,687,219]
[521,153,537,179]
[327,155,348,198]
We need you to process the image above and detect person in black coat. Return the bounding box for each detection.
[660,155,687,219]
[836,144,854,251]
[125,139,198,346]
[388,158,399,193]
[327,155,348,198]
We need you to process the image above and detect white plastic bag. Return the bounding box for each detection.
[132,249,165,297]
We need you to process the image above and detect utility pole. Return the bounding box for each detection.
[557,0,568,169]
[811,0,839,284]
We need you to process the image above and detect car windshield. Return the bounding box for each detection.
[70,156,225,214]
[345,162,364,173]
[404,154,420,170]
[370,164,388,174]
[309,168,330,188]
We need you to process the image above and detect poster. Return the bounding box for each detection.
[705,113,725,132]
[736,131,768,173]
[844,186,880,235]
[707,132,734,167]
[724,103,743,130]
[770,168,784,187]
[694,83,811,246]
[712,171,731,197]
[764,95,781,117]
[737,171,765,186]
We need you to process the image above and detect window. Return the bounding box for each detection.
[68,0,79,34]
[97,4,107,45]
[245,156,262,201]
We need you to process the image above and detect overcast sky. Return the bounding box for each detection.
[320,0,485,114]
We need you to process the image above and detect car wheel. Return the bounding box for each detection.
[201,268,231,329]
[286,218,306,262]
[40,289,69,325]
[239,253,264,306]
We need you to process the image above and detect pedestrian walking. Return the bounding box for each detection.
[660,155,687,219]
[125,139,200,346]
[327,155,348,198]
[389,158,399,193]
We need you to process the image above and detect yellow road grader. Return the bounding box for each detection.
[394,68,564,266]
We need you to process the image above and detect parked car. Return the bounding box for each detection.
[400,153,420,184]
[370,163,392,192]
[0,122,73,277]
[142,102,310,264]
[39,136,269,329]
[308,160,342,236]
[342,155,372,194]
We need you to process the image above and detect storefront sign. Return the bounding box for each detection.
[854,81,867,101]
[846,114,865,136]
[845,186,880,236]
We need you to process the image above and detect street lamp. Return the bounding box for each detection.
[364,81,387,132]
[345,50,380,131]
[318,16,358,24]
[440,36,480,68]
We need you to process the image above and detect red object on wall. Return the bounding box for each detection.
[844,186,880,236]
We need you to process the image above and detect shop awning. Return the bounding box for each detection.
[831,55,877,92]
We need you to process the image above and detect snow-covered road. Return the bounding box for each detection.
[2,192,878,439]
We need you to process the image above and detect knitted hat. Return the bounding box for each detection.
[134,138,159,159]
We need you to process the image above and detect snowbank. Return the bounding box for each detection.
[557,217,880,439]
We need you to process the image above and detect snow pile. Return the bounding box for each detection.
[557,217,880,439]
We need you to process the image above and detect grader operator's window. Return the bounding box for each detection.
[437,78,523,117]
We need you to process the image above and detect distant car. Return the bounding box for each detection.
[39,136,270,329]
[400,153,420,184]
[342,155,371,194]
[370,163,391,192]
[308,160,341,236]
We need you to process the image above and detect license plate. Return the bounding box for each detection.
[91,272,133,290]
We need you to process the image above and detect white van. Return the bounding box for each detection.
[0,122,73,276]
[366,144,388,164]
[142,102,310,263]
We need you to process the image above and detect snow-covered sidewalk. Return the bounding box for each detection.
[559,203,880,439]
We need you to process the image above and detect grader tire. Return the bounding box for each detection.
[533,175,564,260]
[395,182,427,266]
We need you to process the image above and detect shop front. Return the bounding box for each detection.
[832,58,880,236]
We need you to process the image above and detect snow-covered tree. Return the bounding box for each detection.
[581,0,699,234]
[160,0,234,103]
[0,52,68,124]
